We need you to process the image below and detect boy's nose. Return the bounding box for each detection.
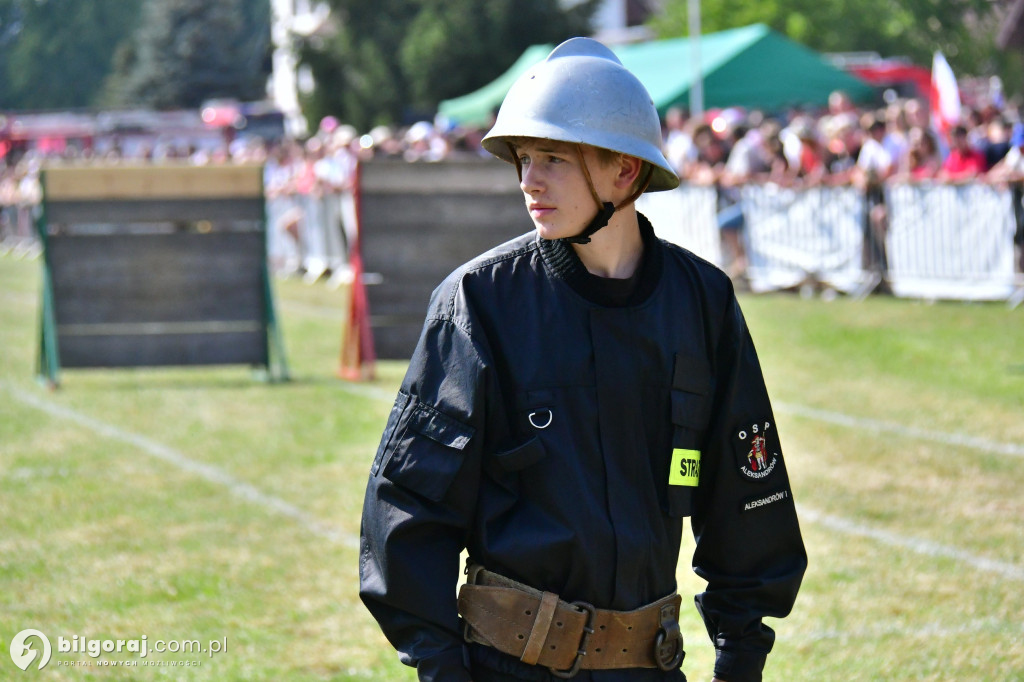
[520,163,543,194]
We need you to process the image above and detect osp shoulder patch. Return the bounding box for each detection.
[734,418,780,481]
[741,488,791,513]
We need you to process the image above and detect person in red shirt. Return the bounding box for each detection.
[938,125,986,182]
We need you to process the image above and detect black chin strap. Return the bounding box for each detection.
[562,201,615,244]
[564,144,654,245]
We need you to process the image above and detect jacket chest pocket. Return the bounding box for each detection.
[499,389,561,468]
[381,400,475,502]
[483,388,566,487]
[666,354,713,517]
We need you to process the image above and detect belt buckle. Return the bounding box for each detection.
[654,603,685,671]
[548,601,596,679]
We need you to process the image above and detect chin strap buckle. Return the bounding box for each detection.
[562,202,615,244]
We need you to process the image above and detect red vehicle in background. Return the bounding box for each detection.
[846,58,934,101]
[828,52,934,102]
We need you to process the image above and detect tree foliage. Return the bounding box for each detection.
[299,0,599,131]
[649,0,1024,95]
[109,0,270,109]
[0,0,144,109]
[0,0,270,111]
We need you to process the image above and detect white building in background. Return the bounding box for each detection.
[269,0,662,134]
[587,0,661,44]
[270,0,331,137]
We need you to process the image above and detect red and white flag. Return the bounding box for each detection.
[931,51,961,141]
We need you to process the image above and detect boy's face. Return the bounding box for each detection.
[513,139,617,241]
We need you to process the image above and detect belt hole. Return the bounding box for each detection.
[525,610,532,616]
[595,648,602,652]
[556,621,563,627]
[626,626,633,631]
[599,625,606,630]
[517,634,524,640]
[550,645,557,650]
[622,648,628,653]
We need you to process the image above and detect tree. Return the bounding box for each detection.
[298,0,416,133]
[399,0,599,114]
[110,0,270,109]
[298,0,598,131]
[0,0,144,109]
[648,0,1024,98]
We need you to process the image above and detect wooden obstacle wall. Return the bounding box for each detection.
[356,158,529,359]
[37,163,287,385]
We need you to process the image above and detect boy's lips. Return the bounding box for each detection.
[528,203,556,217]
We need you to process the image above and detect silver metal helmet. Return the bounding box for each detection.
[482,37,679,192]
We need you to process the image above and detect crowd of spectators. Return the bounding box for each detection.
[660,91,1024,276]
[666,91,1024,190]
[3,90,1024,274]
[5,91,1024,204]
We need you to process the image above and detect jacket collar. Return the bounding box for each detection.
[537,212,663,307]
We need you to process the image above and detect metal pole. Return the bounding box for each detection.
[688,0,704,117]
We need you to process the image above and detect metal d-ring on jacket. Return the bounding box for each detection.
[359,214,807,682]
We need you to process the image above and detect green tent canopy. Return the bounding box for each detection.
[438,43,554,128]
[438,24,875,127]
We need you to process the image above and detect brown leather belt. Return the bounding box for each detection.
[457,565,684,678]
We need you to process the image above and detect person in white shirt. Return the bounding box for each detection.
[853,116,894,275]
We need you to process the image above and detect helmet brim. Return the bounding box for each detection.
[482,126,680,193]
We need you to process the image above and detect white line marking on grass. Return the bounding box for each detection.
[5,383,359,549]
[799,505,1024,582]
[775,401,1024,458]
[214,383,1024,580]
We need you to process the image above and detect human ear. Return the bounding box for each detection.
[615,155,644,189]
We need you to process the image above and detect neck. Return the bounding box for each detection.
[571,206,643,279]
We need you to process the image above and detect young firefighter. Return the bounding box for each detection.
[360,38,806,682]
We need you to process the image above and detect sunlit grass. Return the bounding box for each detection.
[1,252,1022,680]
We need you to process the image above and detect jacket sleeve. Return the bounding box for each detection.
[690,289,807,682]
[359,303,497,682]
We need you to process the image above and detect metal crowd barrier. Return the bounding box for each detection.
[0,203,43,258]
[642,182,1022,304]
[265,191,357,286]
[885,184,1018,301]
[740,185,867,294]
[637,186,722,266]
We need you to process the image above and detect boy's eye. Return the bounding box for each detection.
[517,152,567,166]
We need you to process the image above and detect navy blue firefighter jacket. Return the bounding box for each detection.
[359,215,807,682]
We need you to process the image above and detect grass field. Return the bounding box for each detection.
[1,250,1022,681]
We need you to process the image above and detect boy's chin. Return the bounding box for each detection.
[533,222,581,242]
